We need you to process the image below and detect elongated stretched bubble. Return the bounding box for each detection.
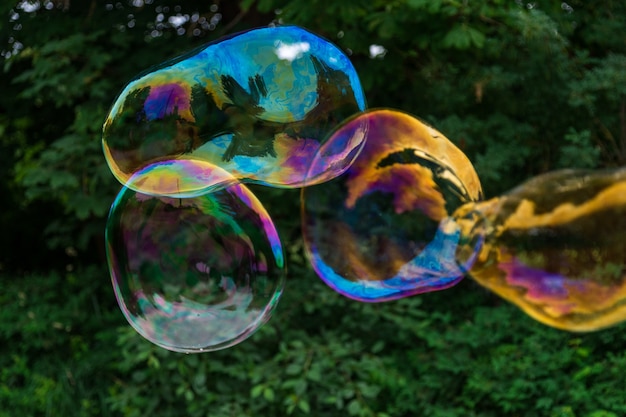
[455,168,626,331]
[105,167,285,352]
[302,109,485,301]
[103,25,366,197]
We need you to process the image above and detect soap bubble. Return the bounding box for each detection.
[302,109,484,302]
[103,25,366,197]
[457,168,626,331]
[105,167,285,352]
[304,108,370,185]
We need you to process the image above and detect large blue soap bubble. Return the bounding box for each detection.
[103,25,366,197]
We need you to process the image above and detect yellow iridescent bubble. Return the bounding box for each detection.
[454,168,626,331]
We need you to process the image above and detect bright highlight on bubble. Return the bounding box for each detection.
[105,170,285,353]
[455,168,626,332]
[103,25,366,197]
[302,109,485,302]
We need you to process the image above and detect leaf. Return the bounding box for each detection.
[442,24,485,49]
[298,399,310,414]
[442,25,471,49]
[49,171,79,189]
[286,364,302,375]
[466,26,486,48]
[239,0,256,11]
[251,385,264,398]
[347,399,361,415]
[407,0,442,13]
[263,387,275,402]
[371,341,385,354]
[257,0,276,13]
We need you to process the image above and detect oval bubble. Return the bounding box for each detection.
[457,168,626,332]
[103,25,366,197]
[105,168,285,352]
[302,109,484,302]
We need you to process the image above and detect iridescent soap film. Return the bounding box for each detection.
[302,109,484,301]
[103,25,366,197]
[458,168,626,331]
[105,171,285,352]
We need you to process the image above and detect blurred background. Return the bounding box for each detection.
[1,1,625,416]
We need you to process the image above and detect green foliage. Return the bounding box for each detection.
[105,276,626,416]
[557,128,600,169]
[568,53,626,165]
[4,265,626,417]
[0,267,123,416]
[2,2,626,417]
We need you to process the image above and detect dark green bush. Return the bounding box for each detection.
[0,267,123,416]
[1,1,626,416]
[3,264,625,417]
